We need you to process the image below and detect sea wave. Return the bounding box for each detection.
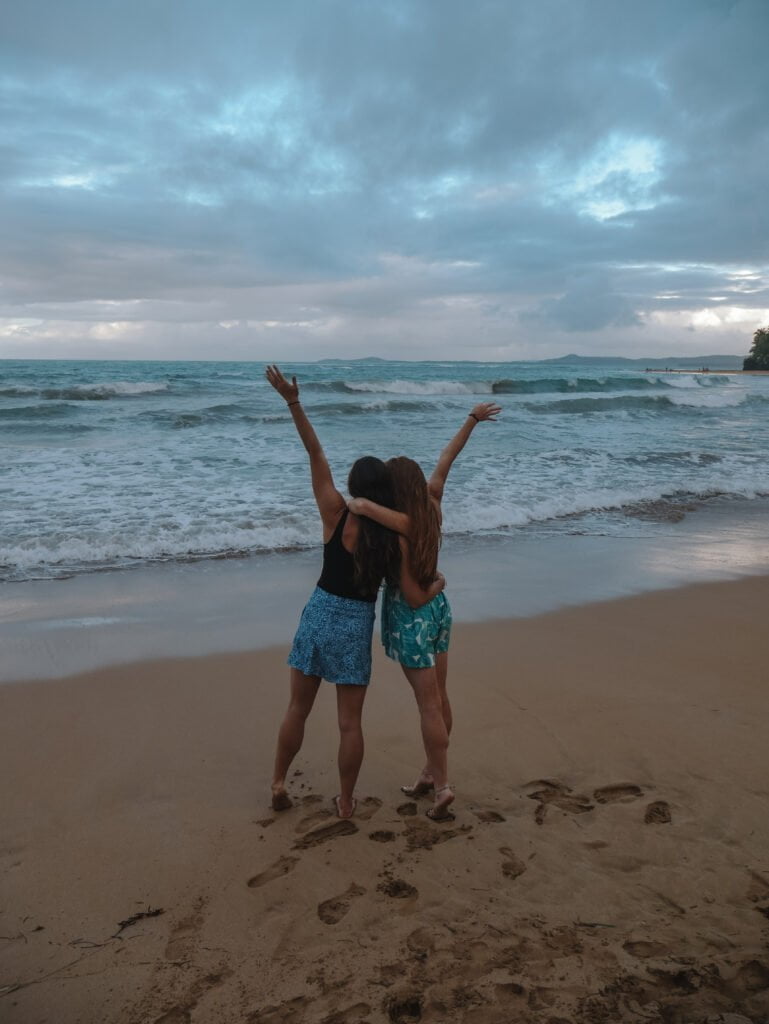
[343,379,492,395]
[38,381,170,400]
[523,392,749,414]
[140,397,441,428]
[0,521,316,581]
[492,375,662,394]
[299,374,738,398]
[0,402,76,420]
[0,381,170,401]
[4,482,768,582]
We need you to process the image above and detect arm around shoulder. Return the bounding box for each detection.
[348,497,410,536]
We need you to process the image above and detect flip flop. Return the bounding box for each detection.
[334,795,357,819]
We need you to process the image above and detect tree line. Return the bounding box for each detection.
[744,327,769,370]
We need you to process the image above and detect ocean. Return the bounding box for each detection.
[2,358,768,584]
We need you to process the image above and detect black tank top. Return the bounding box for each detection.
[317,510,377,603]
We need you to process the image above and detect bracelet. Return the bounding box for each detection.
[287,400,300,407]
[469,412,479,422]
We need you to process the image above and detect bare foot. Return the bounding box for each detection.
[334,795,357,819]
[426,784,455,822]
[400,775,434,798]
[271,785,292,812]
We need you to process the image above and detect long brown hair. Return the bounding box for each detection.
[347,456,400,596]
[387,456,441,588]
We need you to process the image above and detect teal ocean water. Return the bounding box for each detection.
[2,358,768,582]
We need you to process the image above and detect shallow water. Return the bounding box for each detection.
[2,358,768,582]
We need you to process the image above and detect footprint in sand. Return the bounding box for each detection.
[734,959,769,995]
[593,784,643,804]
[151,969,232,1024]
[499,846,526,880]
[378,877,418,899]
[527,780,593,824]
[317,882,366,925]
[473,809,506,823]
[294,809,333,833]
[623,939,667,959]
[386,993,423,1024]
[369,830,396,843]
[644,800,672,824]
[292,820,358,849]
[406,927,435,956]
[301,793,324,806]
[164,897,207,961]
[397,801,418,816]
[247,855,299,888]
[404,820,472,851]
[355,796,383,821]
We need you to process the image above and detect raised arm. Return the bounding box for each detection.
[428,401,501,502]
[265,365,345,529]
[397,536,446,609]
[347,497,411,537]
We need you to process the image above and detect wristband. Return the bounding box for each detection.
[288,400,300,407]
[469,412,479,422]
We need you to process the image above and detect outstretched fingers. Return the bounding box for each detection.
[265,364,285,388]
[471,401,502,421]
[265,365,299,402]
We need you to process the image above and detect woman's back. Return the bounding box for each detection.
[318,510,380,603]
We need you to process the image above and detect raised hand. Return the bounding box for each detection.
[470,401,502,422]
[265,364,299,404]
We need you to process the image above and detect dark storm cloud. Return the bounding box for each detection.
[1,0,768,358]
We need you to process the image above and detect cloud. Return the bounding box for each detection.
[1,0,768,359]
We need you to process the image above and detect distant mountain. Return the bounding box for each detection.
[542,353,742,369]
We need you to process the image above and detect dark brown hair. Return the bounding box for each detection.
[387,456,441,588]
[347,456,400,596]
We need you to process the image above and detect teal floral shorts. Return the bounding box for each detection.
[381,585,452,669]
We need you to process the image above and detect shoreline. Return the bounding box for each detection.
[4,492,769,682]
[2,575,768,1021]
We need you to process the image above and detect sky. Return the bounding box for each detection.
[1,0,768,362]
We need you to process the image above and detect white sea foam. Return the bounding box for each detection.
[345,379,494,395]
[109,380,170,395]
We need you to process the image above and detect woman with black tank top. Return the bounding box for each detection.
[265,366,444,819]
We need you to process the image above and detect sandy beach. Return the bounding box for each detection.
[2,575,768,1023]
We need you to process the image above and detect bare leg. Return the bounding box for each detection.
[271,668,321,810]
[435,651,452,736]
[403,652,451,795]
[401,665,454,819]
[335,684,367,817]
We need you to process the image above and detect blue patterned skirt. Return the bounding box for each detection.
[288,586,376,686]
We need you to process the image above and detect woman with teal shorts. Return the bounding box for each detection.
[349,402,500,820]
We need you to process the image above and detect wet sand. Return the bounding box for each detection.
[1,575,769,1023]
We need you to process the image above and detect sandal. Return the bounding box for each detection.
[426,784,455,822]
[400,779,434,798]
[334,795,357,819]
